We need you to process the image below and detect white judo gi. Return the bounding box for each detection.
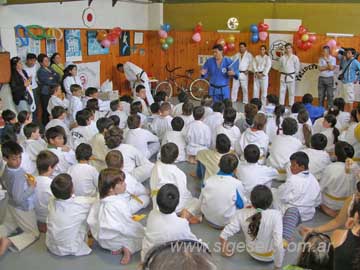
[185,120,211,156]
[67,163,99,197]
[231,51,253,103]
[301,148,331,180]
[252,54,272,105]
[278,54,300,106]
[124,128,160,159]
[236,128,269,164]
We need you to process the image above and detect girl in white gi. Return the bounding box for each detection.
[45,126,77,177]
[278,43,300,106]
[104,125,154,183]
[320,141,357,218]
[320,113,340,155]
[301,134,331,180]
[109,99,128,129]
[62,64,82,97]
[68,84,84,125]
[125,114,160,159]
[34,151,59,232]
[231,42,253,104]
[272,152,321,242]
[47,84,69,115]
[203,102,224,133]
[214,107,241,150]
[172,91,189,117]
[237,113,268,164]
[253,45,272,105]
[294,109,312,147]
[265,104,285,143]
[196,134,231,181]
[334,97,350,132]
[150,102,173,141]
[87,168,145,265]
[105,150,150,213]
[312,106,339,134]
[141,184,198,261]
[179,102,194,128]
[67,143,99,197]
[151,143,201,223]
[236,144,279,198]
[263,94,279,117]
[162,117,186,163]
[89,117,114,172]
[185,106,211,164]
[0,142,39,256]
[21,123,47,174]
[220,185,283,269]
[340,109,360,160]
[267,117,303,180]
[46,173,96,257]
[200,154,247,228]
[71,109,98,149]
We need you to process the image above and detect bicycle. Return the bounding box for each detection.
[154,63,210,101]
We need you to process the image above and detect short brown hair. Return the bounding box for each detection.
[105,150,124,169]
[160,102,171,113]
[98,168,125,198]
[253,113,267,130]
[104,126,123,149]
[37,150,59,174]
[244,103,258,119]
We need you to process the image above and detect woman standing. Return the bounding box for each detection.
[62,64,82,97]
[50,52,65,80]
[37,53,60,125]
[9,57,32,112]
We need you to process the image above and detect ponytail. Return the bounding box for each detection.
[274,105,285,135]
[247,212,262,240]
[303,124,312,147]
[333,127,340,144]
[324,114,339,144]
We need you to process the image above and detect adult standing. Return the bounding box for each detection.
[50,52,65,80]
[339,48,360,112]
[231,42,253,104]
[318,46,336,108]
[9,57,32,113]
[62,64,82,97]
[23,53,40,122]
[252,45,272,105]
[279,43,300,106]
[37,53,60,126]
[201,44,235,103]
[117,62,154,105]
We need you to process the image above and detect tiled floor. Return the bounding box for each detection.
[0,161,332,270]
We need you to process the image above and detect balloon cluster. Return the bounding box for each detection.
[158,23,174,51]
[97,27,122,48]
[325,39,340,56]
[294,25,317,51]
[215,35,236,54]
[250,22,269,43]
[192,22,203,43]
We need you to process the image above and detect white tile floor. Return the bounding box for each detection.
[0,162,332,270]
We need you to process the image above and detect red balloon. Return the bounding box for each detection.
[227,42,236,51]
[111,27,122,37]
[298,25,308,35]
[301,41,312,50]
[107,32,118,42]
[216,38,226,47]
[308,34,317,43]
[223,44,229,54]
[258,23,269,32]
[296,39,303,48]
[194,24,203,33]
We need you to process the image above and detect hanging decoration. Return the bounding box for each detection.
[294,25,317,51]
[250,24,259,43]
[14,25,29,47]
[158,23,174,51]
[96,27,122,48]
[46,28,63,41]
[258,22,269,41]
[192,22,202,43]
[82,7,96,28]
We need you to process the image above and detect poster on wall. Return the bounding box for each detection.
[120,31,130,56]
[46,38,57,57]
[65,29,82,62]
[76,61,100,89]
[16,38,41,61]
[269,33,293,70]
[87,31,109,56]
[198,55,212,66]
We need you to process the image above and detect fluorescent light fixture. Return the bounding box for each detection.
[217,30,240,33]
[326,33,354,37]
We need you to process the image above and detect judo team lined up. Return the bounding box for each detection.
[1,55,360,270]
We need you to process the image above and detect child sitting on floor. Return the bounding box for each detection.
[214,107,241,150]
[109,99,128,129]
[162,117,186,163]
[179,102,194,127]
[87,168,145,265]
[46,173,96,256]
[68,84,84,126]
[151,102,173,141]
[47,84,69,115]
[71,109,97,148]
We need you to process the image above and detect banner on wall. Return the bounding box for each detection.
[87,31,109,56]
[76,61,100,89]
[65,29,82,62]
[295,62,360,101]
[46,38,57,57]
[269,33,293,71]
[120,31,130,56]
[16,38,41,61]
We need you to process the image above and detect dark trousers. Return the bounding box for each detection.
[32,87,40,123]
[40,94,50,126]
[318,76,335,108]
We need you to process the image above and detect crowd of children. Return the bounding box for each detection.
[0,82,360,270]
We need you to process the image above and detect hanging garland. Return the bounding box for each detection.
[46,28,63,41]
[26,25,50,40]
[14,24,29,47]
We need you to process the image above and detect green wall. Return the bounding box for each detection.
[164,3,360,34]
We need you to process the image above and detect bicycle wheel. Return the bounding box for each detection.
[154,81,173,98]
[189,79,210,101]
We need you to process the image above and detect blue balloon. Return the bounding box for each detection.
[250,24,258,33]
[251,34,259,43]
[162,23,171,33]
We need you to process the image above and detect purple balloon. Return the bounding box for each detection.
[101,39,111,48]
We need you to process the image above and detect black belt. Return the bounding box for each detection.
[281,72,295,83]
[239,70,248,73]
[133,70,145,88]
[210,84,227,89]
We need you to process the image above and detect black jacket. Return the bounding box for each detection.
[10,69,28,105]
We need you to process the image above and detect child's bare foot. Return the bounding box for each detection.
[120,247,131,265]
[111,249,122,255]
[188,215,202,224]
[0,237,11,256]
